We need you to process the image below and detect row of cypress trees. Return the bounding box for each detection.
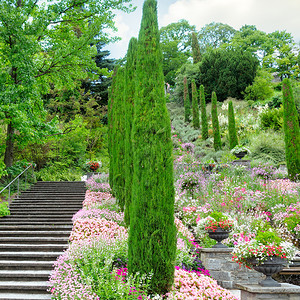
[109,0,176,294]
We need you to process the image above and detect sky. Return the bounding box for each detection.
[104,0,300,59]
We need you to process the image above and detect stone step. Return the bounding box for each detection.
[0,231,70,237]
[0,237,68,244]
[9,205,82,209]
[0,270,50,282]
[9,210,78,215]
[0,293,51,299]
[0,216,74,220]
[11,200,83,205]
[0,260,55,270]
[0,252,63,261]
[0,221,73,225]
[0,244,68,252]
[0,281,49,293]
[0,225,72,231]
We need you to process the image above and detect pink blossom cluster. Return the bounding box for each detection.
[166,267,238,300]
[86,176,111,193]
[267,179,300,195]
[175,217,194,241]
[49,251,98,300]
[83,190,113,208]
[69,217,128,243]
[72,208,124,225]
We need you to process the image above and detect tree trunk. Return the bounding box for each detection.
[4,121,14,168]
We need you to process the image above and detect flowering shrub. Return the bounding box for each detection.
[72,209,124,226]
[86,176,111,193]
[83,190,113,209]
[232,231,296,267]
[251,162,276,180]
[70,217,128,243]
[166,267,238,299]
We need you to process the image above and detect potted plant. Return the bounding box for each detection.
[85,161,101,179]
[232,231,296,287]
[202,159,216,172]
[195,212,234,248]
[230,145,251,159]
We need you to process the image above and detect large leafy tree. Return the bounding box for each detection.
[0,0,132,167]
[128,0,176,294]
[199,48,259,101]
[160,19,195,86]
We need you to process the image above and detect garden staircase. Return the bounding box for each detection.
[0,181,85,300]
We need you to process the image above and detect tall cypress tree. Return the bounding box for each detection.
[124,37,138,226]
[191,79,200,129]
[183,76,191,122]
[191,31,201,64]
[108,67,119,192]
[109,67,126,208]
[128,0,177,294]
[282,78,300,181]
[200,85,208,140]
[228,100,238,149]
[211,91,222,151]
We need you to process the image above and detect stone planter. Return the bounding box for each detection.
[234,151,247,159]
[247,256,287,287]
[207,227,230,248]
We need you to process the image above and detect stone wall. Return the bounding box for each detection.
[199,248,264,289]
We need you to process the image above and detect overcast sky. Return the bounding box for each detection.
[104,0,300,59]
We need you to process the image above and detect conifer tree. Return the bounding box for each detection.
[108,67,126,208]
[124,37,138,226]
[200,84,208,140]
[228,100,238,149]
[191,79,200,129]
[282,78,300,181]
[183,76,191,122]
[211,91,222,151]
[191,31,201,64]
[128,0,177,294]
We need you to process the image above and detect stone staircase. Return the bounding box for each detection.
[0,181,85,300]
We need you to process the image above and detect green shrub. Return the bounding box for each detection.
[211,92,222,151]
[0,202,10,217]
[249,130,285,164]
[260,106,283,131]
[36,163,82,181]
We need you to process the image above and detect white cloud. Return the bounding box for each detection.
[162,0,300,42]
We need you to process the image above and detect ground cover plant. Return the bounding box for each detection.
[49,174,239,299]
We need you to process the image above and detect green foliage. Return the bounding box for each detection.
[244,69,274,101]
[211,92,222,151]
[191,31,201,64]
[228,101,238,149]
[209,211,227,222]
[160,20,195,86]
[36,164,82,181]
[0,0,133,168]
[183,77,191,122]
[282,78,300,181]
[256,231,281,245]
[191,80,199,129]
[0,202,10,217]
[284,214,300,235]
[199,48,259,101]
[249,130,286,164]
[128,0,177,294]
[260,106,283,131]
[124,37,138,226]
[108,67,126,208]
[200,85,208,140]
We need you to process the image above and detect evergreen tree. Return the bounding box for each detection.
[228,100,238,149]
[200,85,208,140]
[191,31,201,64]
[211,91,222,151]
[282,79,300,181]
[128,0,177,294]
[183,76,191,122]
[108,66,126,206]
[124,37,138,226]
[191,79,200,129]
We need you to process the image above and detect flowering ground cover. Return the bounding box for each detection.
[49,180,239,299]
